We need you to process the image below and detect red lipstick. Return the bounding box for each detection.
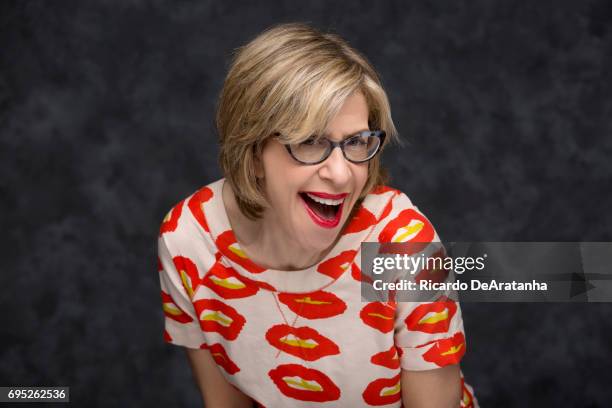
[299,193,346,229]
[302,191,348,199]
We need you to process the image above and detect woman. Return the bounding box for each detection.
[158,22,477,407]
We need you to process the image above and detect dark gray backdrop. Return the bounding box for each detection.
[1,0,611,406]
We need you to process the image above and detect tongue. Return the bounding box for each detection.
[303,195,337,220]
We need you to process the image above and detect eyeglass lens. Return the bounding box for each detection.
[290,132,381,163]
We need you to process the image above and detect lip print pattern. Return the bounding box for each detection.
[461,376,475,408]
[202,261,259,299]
[201,342,241,375]
[342,206,377,235]
[278,291,347,320]
[266,324,340,361]
[377,199,393,221]
[172,255,201,300]
[370,345,401,370]
[419,332,466,367]
[405,296,457,334]
[163,329,172,342]
[317,250,356,279]
[268,364,341,402]
[159,199,184,235]
[161,291,193,324]
[414,248,449,284]
[216,230,266,274]
[194,298,246,341]
[351,263,374,285]
[187,187,213,232]
[362,374,402,406]
[351,263,361,282]
[360,302,395,333]
[378,209,434,248]
[371,185,399,195]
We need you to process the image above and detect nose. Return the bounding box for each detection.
[317,146,352,186]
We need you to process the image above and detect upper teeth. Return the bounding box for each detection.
[305,193,344,206]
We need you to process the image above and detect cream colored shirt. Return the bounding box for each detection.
[157,178,477,407]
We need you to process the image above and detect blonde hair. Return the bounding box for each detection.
[216,22,399,220]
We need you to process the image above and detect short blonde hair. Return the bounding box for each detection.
[216,22,399,220]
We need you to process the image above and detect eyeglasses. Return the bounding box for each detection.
[282,130,386,165]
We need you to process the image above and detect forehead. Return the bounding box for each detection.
[334,91,369,119]
[322,91,369,138]
[276,90,371,144]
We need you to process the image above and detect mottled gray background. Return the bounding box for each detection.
[1,0,611,406]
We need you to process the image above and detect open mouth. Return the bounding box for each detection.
[299,192,346,228]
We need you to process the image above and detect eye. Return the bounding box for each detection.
[300,136,320,146]
[346,135,368,146]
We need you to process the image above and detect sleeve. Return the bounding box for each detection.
[158,233,207,349]
[394,299,466,371]
[384,192,467,371]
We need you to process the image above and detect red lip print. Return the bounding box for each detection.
[157,256,163,272]
[351,263,374,285]
[163,329,172,342]
[202,261,259,299]
[371,345,401,369]
[268,364,340,402]
[266,324,340,361]
[405,296,457,334]
[461,376,475,407]
[378,209,434,249]
[159,199,184,235]
[372,185,399,195]
[216,230,266,274]
[278,291,347,320]
[172,255,202,300]
[420,332,466,367]
[161,291,193,324]
[201,343,240,375]
[362,374,401,406]
[360,302,395,333]
[414,248,449,284]
[343,206,377,234]
[351,263,360,281]
[317,250,356,279]
[187,187,213,232]
[378,198,393,222]
[193,298,246,340]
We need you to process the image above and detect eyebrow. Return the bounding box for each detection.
[322,128,370,140]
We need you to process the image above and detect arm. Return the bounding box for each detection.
[185,347,254,408]
[158,208,254,407]
[401,364,461,408]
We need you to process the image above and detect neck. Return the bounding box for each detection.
[255,227,327,270]
[222,180,332,271]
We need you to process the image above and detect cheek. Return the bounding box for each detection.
[353,163,369,190]
[261,151,311,203]
[261,145,294,189]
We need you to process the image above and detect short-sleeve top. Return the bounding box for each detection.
[157,178,477,408]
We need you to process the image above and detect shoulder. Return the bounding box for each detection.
[363,186,439,244]
[158,179,225,254]
[365,185,418,208]
[342,185,419,236]
[361,185,418,221]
